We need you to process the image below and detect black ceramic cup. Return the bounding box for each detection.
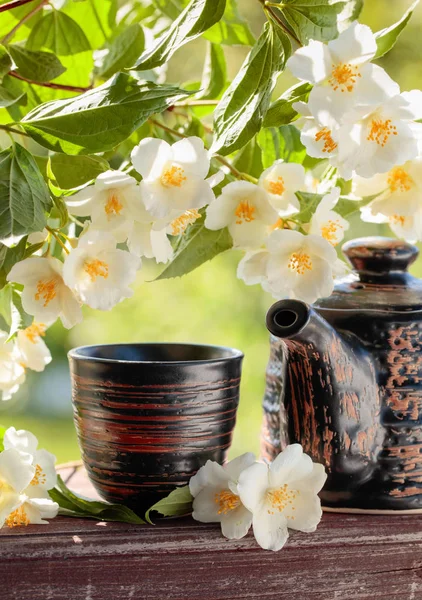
[68,343,243,512]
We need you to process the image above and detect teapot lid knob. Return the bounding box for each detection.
[342,237,419,277]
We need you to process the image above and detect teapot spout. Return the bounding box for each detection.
[264,300,382,491]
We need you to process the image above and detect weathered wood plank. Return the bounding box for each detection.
[1,466,422,600]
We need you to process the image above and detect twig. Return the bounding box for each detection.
[148,118,256,182]
[0,124,30,137]
[8,72,92,93]
[264,5,302,47]
[0,0,36,13]
[46,226,70,254]
[174,100,220,107]
[1,0,48,44]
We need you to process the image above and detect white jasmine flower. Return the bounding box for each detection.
[131,137,215,219]
[205,181,278,249]
[238,444,326,551]
[167,209,202,237]
[0,332,25,401]
[16,323,52,373]
[238,230,338,304]
[0,448,35,528]
[3,427,57,495]
[287,22,399,118]
[355,159,422,242]
[67,171,149,242]
[127,221,173,264]
[7,257,83,330]
[336,92,422,179]
[258,161,307,216]
[63,230,140,310]
[190,453,255,540]
[294,88,341,165]
[308,187,349,246]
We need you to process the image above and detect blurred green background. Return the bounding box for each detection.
[1,0,422,464]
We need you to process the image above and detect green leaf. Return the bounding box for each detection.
[296,191,375,223]
[0,283,32,338]
[50,154,109,189]
[157,211,233,280]
[0,45,12,79]
[8,45,66,83]
[145,485,193,524]
[374,0,420,59]
[257,124,306,169]
[132,0,226,70]
[232,137,264,179]
[0,425,6,452]
[196,42,226,100]
[280,0,348,45]
[212,22,291,156]
[263,82,312,128]
[0,143,52,241]
[26,10,91,56]
[0,84,26,108]
[96,24,145,79]
[204,0,255,46]
[49,475,146,524]
[0,236,28,290]
[63,0,116,49]
[21,73,192,154]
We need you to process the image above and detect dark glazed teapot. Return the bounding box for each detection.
[262,237,422,512]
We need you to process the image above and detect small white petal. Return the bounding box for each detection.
[287,40,331,84]
[131,138,171,180]
[3,427,38,454]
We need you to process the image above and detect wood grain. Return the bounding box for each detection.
[1,466,422,600]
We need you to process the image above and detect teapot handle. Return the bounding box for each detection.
[342,237,418,279]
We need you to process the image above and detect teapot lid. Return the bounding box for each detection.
[314,237,422,312]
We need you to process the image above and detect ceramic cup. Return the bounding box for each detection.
[68,343,243,512]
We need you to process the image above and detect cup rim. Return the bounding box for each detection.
[68,342,244,365]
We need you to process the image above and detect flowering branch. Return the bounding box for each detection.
[8,72,93,93]
[0,0,48,44]
[0,0,37,12]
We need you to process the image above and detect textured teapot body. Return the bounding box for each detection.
[262,238,422,511]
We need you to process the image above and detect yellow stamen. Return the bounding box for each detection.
[84,259,109,282]
[35,279,57,307]
[214,489,241,515]
[171,209,201,236]
[387,167,414,193]
[270,218,284,231]
[367,119,397,147]
[288,251,313,275]
[390,214,407,227]
[266,177,285,196]
[266,484,299,516]
[329,63,361,93]
[321,220,342,245]
[235,201,256,224]
[104,192,123,218]
[160,165,186,188]
[315,128,338,154]
[30,464,47,487]
[6,506,30,528]
[24,323,46,344]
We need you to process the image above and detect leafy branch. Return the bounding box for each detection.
[0,0,48,44]
[8,72,93,93]
[0,0,37,13]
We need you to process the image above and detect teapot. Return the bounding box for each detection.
[263,237,422,512]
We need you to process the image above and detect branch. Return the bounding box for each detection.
[0,0,37,13]
[174,100,220,107]
[8,72,92,93]
[1,0,48,45]
[0,124,30,137]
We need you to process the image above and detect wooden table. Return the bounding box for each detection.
[1,465,422,600]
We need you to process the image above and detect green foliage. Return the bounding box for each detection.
[263,82,312,128]
[132,0,227,70]
[374,0,420,59]
[27,10,91,56]
[49,475,146,524]
[49,154,109,189]
[0,425,5,452]
[204,0,255,46]
[0,284,32,339]
[257,124,306,168]
[96,24,145,79]
[7,45,66,82]
[196,42,226,100]
[0,236,28,290]
[157,211,233,280]
[0,45,12,79]
[0,144,51,241]
[145,485,193,523]
[296,191,375,224]
[21,74,192,154]
[212,22,291,155]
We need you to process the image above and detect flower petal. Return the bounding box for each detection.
[287,40,331,84]
[131,138,172,180]
[220,504,252,540]
[237,462,269,513]
[328,22,376,65]
[3,427,38,454]
[171,137,210,179]
[223,453,256,483]
[0,449,34,493]
[252,509,289,551]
